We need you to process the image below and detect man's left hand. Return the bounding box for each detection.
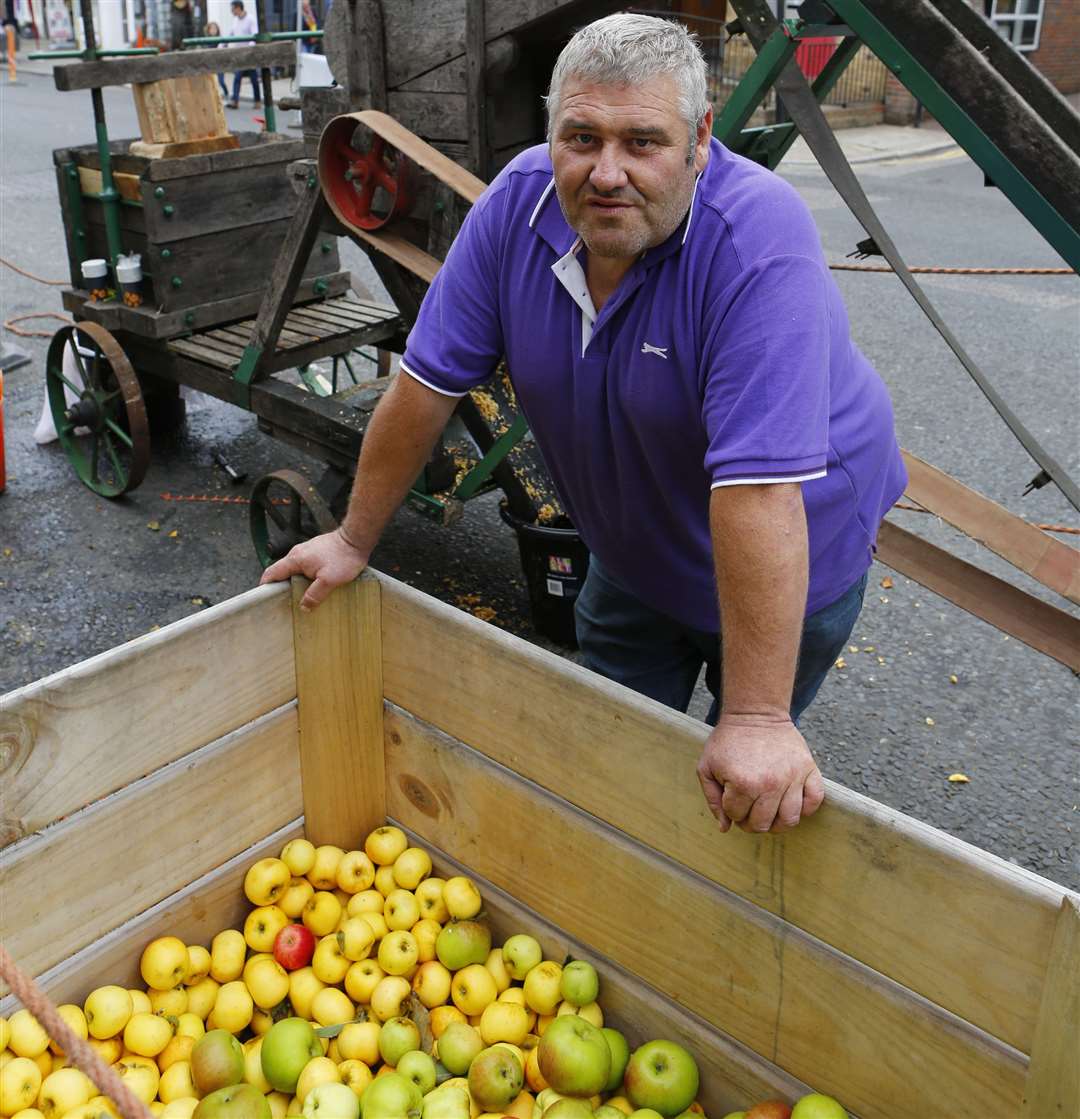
[695,714,825,834]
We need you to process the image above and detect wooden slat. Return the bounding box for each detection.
[374,573,1068,1056]
[408,832,814,1117]
[76,166,142,203]
[289,304,384,331]
[384,707,1026,1119]
[877,519,1080,671]
[0,585,294,846]
[0,820,302,1012]
[291,577,384,847]
[347,227,441,283]
[167,337,238,369]
[260,319,402,375]
[0,704,303,990]
[280,312,334,340]
[320,298,394,324]
[1022,896,1080,1117]
[902,451,1080,605]
[182,332,247,359]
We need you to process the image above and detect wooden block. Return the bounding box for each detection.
[291,575,385,847]
[76,166,143,203]
[133,73,231,146]
[130,135,241,161]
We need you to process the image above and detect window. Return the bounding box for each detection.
[985,0,1045,52]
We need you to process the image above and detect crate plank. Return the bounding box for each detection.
[167,338,237,369]
[411,832,815,1116]
[384,706,1026,1119]
[291,577,385,847]
[0,820,303,1014]
[376,576,1065,1055]
[0,704,303,991]
[0,585,294,846]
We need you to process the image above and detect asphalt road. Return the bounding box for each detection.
[1,71,1077,888]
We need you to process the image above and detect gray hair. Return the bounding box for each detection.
[545,13,709,140]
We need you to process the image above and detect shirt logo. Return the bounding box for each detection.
[641,342,668,359]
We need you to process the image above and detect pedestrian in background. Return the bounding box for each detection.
[226,0,260,109]
[169,0,194,50]
[205,21,228,98]
[301,0,318,52]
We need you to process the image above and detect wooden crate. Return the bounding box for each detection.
[1,574,1076,1118]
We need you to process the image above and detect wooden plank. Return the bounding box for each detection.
[280,312,333,340]
[0,820,302,1012]
[0,585,294,847]
[386,90,468,144]
[291,576,384,847]
[374,574,1068,1056]
[412,834,814,1117]
[167,337,238,369]
[285,307,361,333]
[1022,896,1080,1117]
[348,227,441,284]
[261,317,402,374]
[0,704,303,990]
[182,332,247,358]
[902,451,1080,605]
[466,0,488,176]
[53,42,296,92]
[76,165,142,203]
[130,135,241,160]
[289,302,387,329]
[876,519,1080,671]
[384,707,1026,1119]
[139,135,306,183]
[133,73,230,146]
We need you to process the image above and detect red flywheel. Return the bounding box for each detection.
[319,114,413,232]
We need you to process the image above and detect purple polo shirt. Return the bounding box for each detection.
[401,139,907,630]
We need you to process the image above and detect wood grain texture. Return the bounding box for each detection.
[76,166,142,203]
[374,573,1069,1055]
[408,830,814,1116]
[0,704,303,991]
[133,74,230,146]
[0,820,303,1013]
[0,584,295,846]
[291,575,385,848]
[384,706,1026,1119]
[1022,896,1080,1117]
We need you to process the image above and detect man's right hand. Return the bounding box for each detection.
[259,527,369,611]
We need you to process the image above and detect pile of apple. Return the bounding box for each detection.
[0,826,850,1119]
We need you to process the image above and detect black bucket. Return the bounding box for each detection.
[500,502,590,648]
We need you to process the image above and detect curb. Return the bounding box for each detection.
[783,138,961,166]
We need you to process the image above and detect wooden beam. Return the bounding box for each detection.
[876,519,1080,671]
[902,451,1080,605]
[465,0,488,177]
[53,42,295,91]
[291,576,385,847]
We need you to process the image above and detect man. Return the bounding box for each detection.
[226,0,260,109]
[168,0,194,51]
[262,14,907,835]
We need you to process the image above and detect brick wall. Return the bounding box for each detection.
[1027,1,1080,93]
[883,71,920,126]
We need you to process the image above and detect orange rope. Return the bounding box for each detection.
[0,256,68,286]
[4,312,73,338]
[0,944,153,1119]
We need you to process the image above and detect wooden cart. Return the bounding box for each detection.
[1,574,1076,1118]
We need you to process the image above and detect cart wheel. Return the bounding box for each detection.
[319,115,412,231]
[45,322,150,497]
[249,468,339,569]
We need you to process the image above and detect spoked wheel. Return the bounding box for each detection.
[45,322,150,497]
[249,469,339,569]
[318,115,412,231]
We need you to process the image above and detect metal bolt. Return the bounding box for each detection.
[184,312,195,326]
[307,175,317,190]
[161,248,172,260]
[320,241,332,254]
[343,168,355,182]
[313,279,328,296]
[162,204,175,217]
[154,186,166,198]
[171,276,183,289]
[68,167,78,179]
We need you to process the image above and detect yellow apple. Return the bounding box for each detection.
[605,1097,633,1116]
[411,918,442,964]
[412,960,452,1009]
[244,905,290,953]
[411,883,447,929]
[245,956,291,1010]
[83,986,134,1041]
[184,978,220,1022]
[249,1007,274,1037]
[245,857,291,906]
[374,866,398,898]
[378,931,419,976]
[391,848,432,891]
[242,1036,272,1094]
[46,1005,87,1057]
[312,935,351,986]
[364,826,408,866]
[114,1057,160,1105]
[556,1001,603,1028]
[337,917,376,962]
[288,967,326,1020]
[505,1088,535,1119]
[295,1056,340,1104]
[369,975,412,1022]
[308,845,346,891]
[429,1005,467,1039]
[337,1022,380,1066]
[303,892,343,939]
[158,1034,195,1073]
[522,964,563,1016]
[148,987,188,1017]
[124,1012,174,1058]
[524,1046,548,1094]
[158,1059,198,1104]
[207,981,254,1034]
[127,990,151,1016]
[443,878,483,920]
[175,1014,205,1042]
[266,1091,291,1118]
[37,1067,93,1118]
[451,965,498,1017]
[479,1002,529,1047]
[210,930,247,983]
[384,890,421,932]
[358,911,389,942]
[7,1011,48,1060]
[281,838,318,877]
[31,1053,51,1080]
[86,1037,124,1066]
[184,946,211,986]
[484,950,511,994]
[0,1058,42,1116]
[343,960,384,1005]
[338,1058,374,1100]
[347,890,384,917]
[141,937,190,991]
[336,851,376,894]
[311,987,355,1029]
[280,877,316,919]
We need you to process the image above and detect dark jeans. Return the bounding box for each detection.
[217,72,228,96]
[574,558,868,725]
[231,69,261,103]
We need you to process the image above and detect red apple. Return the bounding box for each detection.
[745,1102,792,1119]
[273,923,315,971]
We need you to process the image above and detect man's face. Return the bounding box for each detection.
[550,74,711,262]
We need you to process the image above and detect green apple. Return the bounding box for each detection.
[600,1028,630,1093]
[193,1082,272,1119]
[595,1107,627,1119]
[435,920,492,971]
[558,962,599,1008]
[543,1100,593,1119]
[422,1083,471,1119]
[628,1111,665,1119]
[537,1015,610,1098]
[791,1095,848,1119]
[501,935,543,981]
[362,1071,423,1119]
[260,1017,323,1094]
[467,1045,524,1112]
[379,1016,422,1066]
[623,1041,699,1118]
[191,1028,245,1096]
[304,1081,362,1119]
[397,1050,437,1095]
[436,1022,483,1076]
